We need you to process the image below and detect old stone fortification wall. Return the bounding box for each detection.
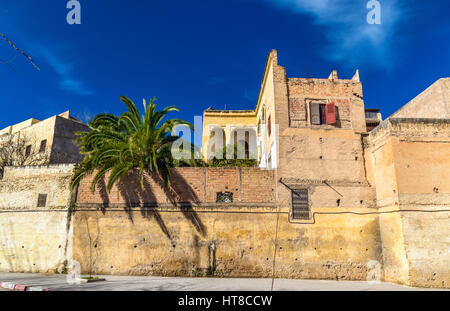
[73,167,382,281]
[368,118,450,288]
[0,157,447,287]
[72,206,381,280]
[0,165,74,273]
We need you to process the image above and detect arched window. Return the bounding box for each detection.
[209,127,225,159]
[231,128,255,160]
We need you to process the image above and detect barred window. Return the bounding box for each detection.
[217,192,233,203]
[291,189,310,220]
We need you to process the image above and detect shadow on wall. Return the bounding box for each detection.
[96,169,207,243]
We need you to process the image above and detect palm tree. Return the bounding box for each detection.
[70,96,194,193]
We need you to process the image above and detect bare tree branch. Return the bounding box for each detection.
[0,133,48,178]
[0,32,40,71]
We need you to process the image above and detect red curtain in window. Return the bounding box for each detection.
[326,102,336,125]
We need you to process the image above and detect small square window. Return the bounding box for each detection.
[37,194,47,207]
[39,140,47,153]
[25,145,32,157]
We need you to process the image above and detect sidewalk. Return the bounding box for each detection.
[0,273,441,291]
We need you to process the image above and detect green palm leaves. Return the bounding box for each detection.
[71,96,193,193]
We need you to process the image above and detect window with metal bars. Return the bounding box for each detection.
[291,189,310,220]
[216,192,233,203]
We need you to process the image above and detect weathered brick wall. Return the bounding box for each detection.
[205,168,240,203]
[77,167,276,205]
[287,78,364,131]
[241,168,275,203]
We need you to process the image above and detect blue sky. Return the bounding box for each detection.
[0,0,449,132]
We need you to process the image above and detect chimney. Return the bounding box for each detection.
[328,70,338,81]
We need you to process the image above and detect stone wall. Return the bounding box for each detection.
[0,165,74,273]
[72,206,382,280]
[368,118,450,288]
[73,167,382,281]
[0,118,448,288]
[0,161,447,287]
[277,128,375,209]
[50,116,89,164]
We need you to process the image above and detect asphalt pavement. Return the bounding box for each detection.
[0,273,443,291]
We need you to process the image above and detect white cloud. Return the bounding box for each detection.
[31,44,93,96]
[260,0,405,67]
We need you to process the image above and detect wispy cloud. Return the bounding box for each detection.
[31,44,93,96]
[260,0,405,68]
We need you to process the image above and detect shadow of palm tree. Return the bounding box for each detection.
[152,169,207,238]
[96,169,207,240]
[98,178,110,215]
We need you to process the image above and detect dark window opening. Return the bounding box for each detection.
[217,192,233,203]
[319,104,327,124]
[311,102,336,125]
[25,145,32,157]
[232,131,252,160]
[365,111,378,119]
[292,189,310,220]
[37,194,47,207]
[245,132,250,159]
[268,115,272,136]
[311,103,326,125]
[244,141,249,159]
[39,140,47,153]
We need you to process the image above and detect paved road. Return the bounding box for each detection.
[0,273,442,291]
